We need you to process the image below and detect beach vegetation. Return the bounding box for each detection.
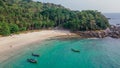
[0,0,110,35]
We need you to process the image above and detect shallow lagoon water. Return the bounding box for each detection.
[1,37,120,68]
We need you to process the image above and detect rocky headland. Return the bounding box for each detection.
[75,25,120,39]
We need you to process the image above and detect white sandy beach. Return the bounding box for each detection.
[0,30,76,63]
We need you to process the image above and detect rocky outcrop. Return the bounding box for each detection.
[108,25,120,38]
[76,25,120,39]
[76,30,108,38]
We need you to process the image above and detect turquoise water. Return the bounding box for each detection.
[1,37,120,68]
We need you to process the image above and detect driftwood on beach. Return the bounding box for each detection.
[76,25,120,39]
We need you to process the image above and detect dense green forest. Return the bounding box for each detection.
[0,0,110,35]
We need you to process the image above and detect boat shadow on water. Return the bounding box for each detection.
[71,48,80,53]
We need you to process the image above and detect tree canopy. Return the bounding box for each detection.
[0,0,110,35]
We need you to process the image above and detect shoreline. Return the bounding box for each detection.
[0,30,78,63]
[1,26,119,63]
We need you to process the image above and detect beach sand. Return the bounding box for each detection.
[0,30,77,63]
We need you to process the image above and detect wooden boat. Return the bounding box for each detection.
[27,59,37,63]
[71,48,80,53]
[32,53,40,57]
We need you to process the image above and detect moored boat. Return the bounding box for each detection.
[32,53,40,57]
[27,59,37,63]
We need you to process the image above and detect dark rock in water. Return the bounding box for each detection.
[107,18,111,20]
[110,35,119,38]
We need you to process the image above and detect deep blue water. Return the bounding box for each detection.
[104,13,120,25]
